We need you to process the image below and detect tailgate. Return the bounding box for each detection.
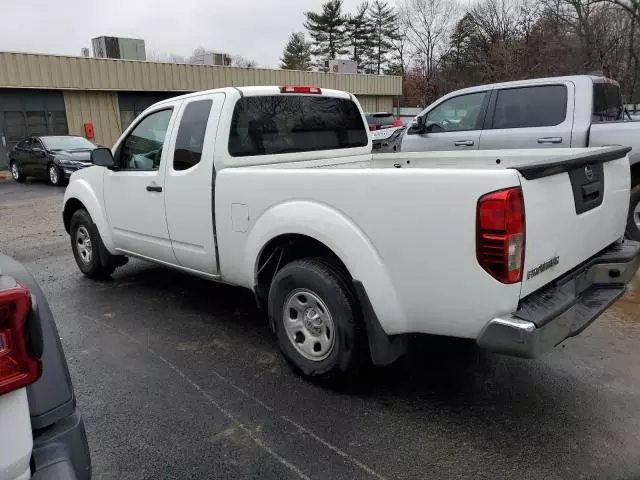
[515,146,631,297]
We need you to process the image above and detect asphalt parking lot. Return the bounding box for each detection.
[2,179,640,480]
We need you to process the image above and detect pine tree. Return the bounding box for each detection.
[347,2,375,69]
[304,0,349,66]
[280,32,313,71]
[367,0,400,74]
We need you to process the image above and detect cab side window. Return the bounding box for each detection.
[173,100,212,171]
[490,85,567,129]
[425,92,487,133]
[120,109,173,170]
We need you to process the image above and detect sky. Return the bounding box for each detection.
[0,0,384,68]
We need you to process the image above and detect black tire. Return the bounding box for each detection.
[9,161,26,183]
[268,258,368,384]
[625,184,640,241]
[70,209,123,279]
[47,163,64,186]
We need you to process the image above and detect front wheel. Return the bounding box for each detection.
[625,184,640,241]
[70,209,124,279]
[268,258,368,384]
[48,163,63,186]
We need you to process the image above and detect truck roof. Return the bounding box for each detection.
[153,85,352,107]
[446,75,617,97]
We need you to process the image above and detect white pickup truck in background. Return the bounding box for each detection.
[63,85,640,384]
[401,75,640,240]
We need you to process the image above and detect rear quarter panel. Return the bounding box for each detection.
[216,166,523,338]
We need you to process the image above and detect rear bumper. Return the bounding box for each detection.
[31,410,91,480]
[477,240,640,358]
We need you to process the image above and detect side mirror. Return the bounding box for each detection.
[408,116,426,135]
[91,147,116,168]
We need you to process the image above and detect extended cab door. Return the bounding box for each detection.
[401,91,489,152]
[104,106,178,264]
[479,83,574,149]
[163,93,226,275]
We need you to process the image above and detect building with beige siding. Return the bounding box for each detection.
[0,52,402,167]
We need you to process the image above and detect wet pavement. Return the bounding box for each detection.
[1,179,640,480]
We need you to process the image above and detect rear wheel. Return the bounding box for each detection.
[268,258,368,384]
[10,161,25,183]
[70,208,125,279]
[625,184,640,241]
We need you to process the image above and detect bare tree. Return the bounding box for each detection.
[230,55,258,68]
[191,46,207,57]
[595,0,640,22]
[401,0,460,79]
[146,49,187,63]
[470,0,522,42]
[396,0,640,105]
[593,0,640,99]
[391,22,412,74]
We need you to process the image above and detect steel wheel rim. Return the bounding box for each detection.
[49,165,58,184]
[11,163,19,179]
[75,226,92,264]
[634,202,640,230]
[283,288,335,361]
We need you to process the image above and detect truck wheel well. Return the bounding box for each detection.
[631,163,640,187]
[63,199,86,234]
[255,234,349,302]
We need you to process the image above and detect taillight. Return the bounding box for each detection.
[477,187,525,284]
[369,124,377,131]
[0,282,41,395]
[280,86,322,94]
[392,119,404,127]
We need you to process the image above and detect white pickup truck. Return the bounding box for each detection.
[63,86,640,383]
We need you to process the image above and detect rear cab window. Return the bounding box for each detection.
[228,95,368,157]
[592,80,623,122]
[490,85,567,129]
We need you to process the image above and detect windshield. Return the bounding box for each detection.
[41,136,96,151]
[592,81,623,121]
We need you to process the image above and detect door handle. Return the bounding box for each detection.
[537,137,562,144]
[454,140,474,147]
[146,184,163,192]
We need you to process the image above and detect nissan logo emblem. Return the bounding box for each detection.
[584,165,594,181]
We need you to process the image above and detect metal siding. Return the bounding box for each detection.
[355,95,394,113]
[0,53,401,95]
[63,90,121,147]
[60,56,72,89]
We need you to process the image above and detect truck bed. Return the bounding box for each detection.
[216,146,631,339]
[589,121,640,166]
